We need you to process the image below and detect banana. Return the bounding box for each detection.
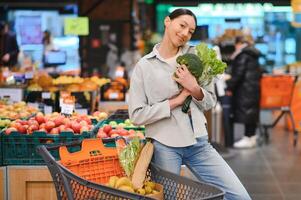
[108,176,119,188]
[118,185,135,193]
[115,177,133,189]
[144,185,153,194]
[144,181,156,190]
[136,188,146,195]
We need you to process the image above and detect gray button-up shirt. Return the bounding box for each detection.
[128,43,217,147]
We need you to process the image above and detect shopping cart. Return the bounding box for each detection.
[36,139,224,200]
[259,74,298,146]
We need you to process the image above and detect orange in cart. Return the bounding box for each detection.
[59,139,125,184]
[260,75,296,108]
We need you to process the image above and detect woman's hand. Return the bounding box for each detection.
[169,88,191,110]
[174,65,199,91]
[173,65,204,101]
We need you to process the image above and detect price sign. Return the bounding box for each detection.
[42,92,51,99]
[75,108,88,115]
[109,93,118,99]
[44,105,53,114]
[0,88,23,102]
[25,71,34,79]
[61,103,75,115]
[27,103,39,109]
[64,17,89,36]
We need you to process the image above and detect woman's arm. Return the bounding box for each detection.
[129,63,176,126]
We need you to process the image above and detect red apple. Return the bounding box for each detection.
[45,121,55,132]
[54,115,65,127]
[110,133,120,138]
[58,125,66,132]
[108,129,118,137]
[28,119,39,127]
[80,126,89,133]
[103,125,112,134]
[97,132,108,138]
[5,127,17,135]
[50,128,59,135]
[119,129,129,136]
[71,122,82,133]
[35,113,45,124]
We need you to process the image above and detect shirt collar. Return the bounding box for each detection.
[144,43,191,60]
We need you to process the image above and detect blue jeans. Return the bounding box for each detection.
[152,136,251,200]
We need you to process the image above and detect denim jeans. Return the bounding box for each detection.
[152,136,251,200]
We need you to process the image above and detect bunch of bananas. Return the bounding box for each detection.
[106,176,160,195]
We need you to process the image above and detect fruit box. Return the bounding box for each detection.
[0,131,92,165]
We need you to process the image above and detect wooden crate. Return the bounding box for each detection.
[0,167,6,200]
[7,166,56,200]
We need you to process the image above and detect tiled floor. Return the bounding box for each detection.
[225,125,301,200]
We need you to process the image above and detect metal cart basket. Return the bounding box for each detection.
[259,74,298,146]
[36,140,224,200]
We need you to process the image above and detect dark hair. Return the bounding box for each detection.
[0,21,6,31]
[169,8,197,26]
[235,35,253,45]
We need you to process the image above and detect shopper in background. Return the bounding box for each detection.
[226,35,262,148]
[129,8,251,200]
[0,21,19,67]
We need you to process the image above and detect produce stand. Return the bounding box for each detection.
[6,166,56,200]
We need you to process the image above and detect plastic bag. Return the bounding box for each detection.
[115,136,144,177]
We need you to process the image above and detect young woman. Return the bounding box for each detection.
[128,8,251,200]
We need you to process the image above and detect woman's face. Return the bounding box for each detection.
[164,15,196,47]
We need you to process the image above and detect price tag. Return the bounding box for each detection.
[115,70,124,78]
[75,108,88,115]
[61,103,75,115]
[44,105,53,114]
[0,88,23,102]
[25,71,34,79]
[27,103,39,109]
[42,92,51,99]
[109,93,118,99]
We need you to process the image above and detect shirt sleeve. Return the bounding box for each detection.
[191,81,217,111]
[128,62,171,126]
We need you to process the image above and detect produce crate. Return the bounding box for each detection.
[36,140,224,200]
[97,119,145,131]
[0,131,92,165]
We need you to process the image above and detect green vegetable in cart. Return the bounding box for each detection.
[116,136,142,177]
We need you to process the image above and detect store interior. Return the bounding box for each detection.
[0,0,301,200]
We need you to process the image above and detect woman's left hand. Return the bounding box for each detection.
[174,64,199,92]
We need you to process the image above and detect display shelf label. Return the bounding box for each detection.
[0,88,23,103]
[75,108,88,115]
[109,93,118,99]
[27,102,39,109]
[44,105,53,114]
[25,72,34,79]
[64,17,89,36]
[42,92,51,99]
[61,104,74,115]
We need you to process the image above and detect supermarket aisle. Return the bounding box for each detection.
[225,127,301,200]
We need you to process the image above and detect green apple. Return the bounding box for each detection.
[124,119,132,126]
[109,121,118,127]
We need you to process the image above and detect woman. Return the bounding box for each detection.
[226,35,262,148]
[129,9,251,200]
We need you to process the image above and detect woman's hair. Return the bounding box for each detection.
[235,35,254,45]
[168,8,197,25]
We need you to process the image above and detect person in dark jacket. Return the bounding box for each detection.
[226,35,262,148]
[0,21,19,67]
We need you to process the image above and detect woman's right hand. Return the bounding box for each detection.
[169,89,191,110]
